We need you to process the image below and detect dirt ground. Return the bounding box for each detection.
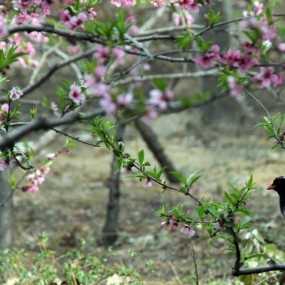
[10,109,285,284]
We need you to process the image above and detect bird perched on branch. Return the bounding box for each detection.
[267,176,285,217]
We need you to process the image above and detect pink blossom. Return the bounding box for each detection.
[0,159,8,171]
[227,76,243,102]
[151,0,166,7]
[23,165,50,192]
[168,221,179,230]
[100,96,116,114]
[68,84,85,104]
[0,103,9,124]
[94,65,107,78]
[143,106,158,122]
[144,178,153,188]
[85,74,110,97]
[278,43,285,52]
[113,47,125,65]
[253,67,283,88]
[117,93,133,107]
[195,46,221,69]
[1,104,9,113]
[60,10,71,23]
[148,89,175,110]
[66,13,87,30]
[165,90,174,101]
[242,17,277,42]
[179,0,200,12]
[50,102,58,113]
[253,1,263,15]
[69,45,82,54]
[46,153,56,160]
[180,224,195,237]
[148,89,167,110]
[111,0,137,7]
[126,10,139,34]
[22,184,39,193]
[172,11,194,26]
[86,7,97,20]
[0,18,7,37]
[96,46,110,63]
[223,50,258,72]
[10,87,23,100]
[121,167,132,173]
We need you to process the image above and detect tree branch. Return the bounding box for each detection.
[232,263,285,276]
[8,24,104,44]
[0,108,104,150]
[113,70,218,86]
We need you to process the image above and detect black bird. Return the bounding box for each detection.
[267,176,285,217]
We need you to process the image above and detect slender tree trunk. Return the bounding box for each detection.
[0,169,13,248]
[135,119,180,183]
[102,122,125,247]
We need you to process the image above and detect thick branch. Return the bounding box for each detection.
[232,264,285,276]
[8,24,104,44]
[0,108,104,149]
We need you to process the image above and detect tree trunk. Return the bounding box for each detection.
[135,119,180,183]
[0,169,13,248]
[102,122,125,247]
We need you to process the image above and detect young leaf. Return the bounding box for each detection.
[137,149,144,165]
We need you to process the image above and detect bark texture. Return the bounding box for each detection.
[135,119,179,183]
[102,122,125,247]
[0,169,13,248]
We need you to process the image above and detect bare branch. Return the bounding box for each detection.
[0,108,104,150]
[8,24,104,44]
[232,263,285,276]
[113,70,218,86]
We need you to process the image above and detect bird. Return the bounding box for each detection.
[267,176,285,217]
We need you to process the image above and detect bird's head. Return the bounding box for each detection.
[267,176,285,195]
[268,176,285,217]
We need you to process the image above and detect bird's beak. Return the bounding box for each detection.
[267,184,276,190]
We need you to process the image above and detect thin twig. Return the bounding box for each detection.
[51,127,99,147]
[245,89,271,118]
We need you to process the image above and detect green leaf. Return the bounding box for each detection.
[176,31,193,50]
[195,37,212,52]
[137,149,144,165]
[30,107,38,119]
[186,170,202,188]
[224,192,234,205]
[243,253,264,261]
[170,172,186,184]
[208,9,222,26]
[65,138,76,148]
[206,205,220,218]
[152,78,168,91]
[0,46,26,70]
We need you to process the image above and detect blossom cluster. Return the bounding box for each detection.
[191,1,285,100]
[161,215,195,238]
[22,148,70,193]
